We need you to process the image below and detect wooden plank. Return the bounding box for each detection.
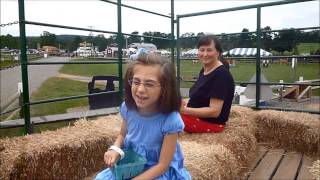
[249,146,268,171]
[272,152,302,180]
[283,85,299,99]
[298,86,312,99]
[245,146,268,179]
[248,149,285,180]
[297,155,314,180]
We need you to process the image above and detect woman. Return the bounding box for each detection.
[180,35,235,133]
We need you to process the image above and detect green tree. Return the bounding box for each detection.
[272,29,297,54]
[239,28,253,47]
[128,31,141,45]
[261,26,273,51]
[180,32,196,49]
[27,37,41,49]
[40,31,57,47]
[0,34,19,49]
[94,34,107,51]
[69,36,82,51]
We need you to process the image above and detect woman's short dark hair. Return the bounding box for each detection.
[124,52,181,114]
[197,35,229,69]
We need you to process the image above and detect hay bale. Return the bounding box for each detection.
[181,141,238,179]
[0,115,122,180]
[180,114,257,179]
[1,109,258,180]
[310,160,320,180]
[254,110,320,155]
[229,105,255,119]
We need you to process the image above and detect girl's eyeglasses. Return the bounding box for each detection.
[128,79,161,90]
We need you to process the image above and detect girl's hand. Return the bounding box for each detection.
[104,150,120,168]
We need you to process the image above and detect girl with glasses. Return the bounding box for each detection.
[95,52,191,180]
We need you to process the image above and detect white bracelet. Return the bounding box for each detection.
[109,145,125,160]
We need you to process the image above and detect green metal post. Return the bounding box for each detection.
[176,17,180,89]
[18,0,32,134]
[255,7,261,108]
[170,0,175,64]
[117,0,123,101]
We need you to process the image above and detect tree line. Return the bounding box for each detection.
[1,27,319,54]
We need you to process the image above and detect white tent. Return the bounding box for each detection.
[223,48,272,57]
[182,49,198,57]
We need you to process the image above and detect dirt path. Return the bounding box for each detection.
[0,57,70,111]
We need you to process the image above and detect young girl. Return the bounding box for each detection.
[95,52,191,180]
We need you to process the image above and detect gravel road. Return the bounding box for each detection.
[0,56,70,111]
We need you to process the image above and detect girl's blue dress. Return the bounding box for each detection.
[95,102,191,180]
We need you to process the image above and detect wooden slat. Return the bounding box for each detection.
[297,155,314,180]
[249,146,268,171]
[298,86,312,99]
[248,149,285,180]
[272,152,302,180]
[245,146,268,179]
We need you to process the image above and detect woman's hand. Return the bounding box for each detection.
[180,99,188,114]
[104,149,120,168]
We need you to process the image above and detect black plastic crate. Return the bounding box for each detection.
[88,76,121,110]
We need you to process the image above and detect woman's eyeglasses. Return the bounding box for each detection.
[128,79,161,90]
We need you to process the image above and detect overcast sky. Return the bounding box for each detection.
[1,0,319,37]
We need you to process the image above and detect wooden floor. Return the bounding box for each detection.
[246,146,316,180]
[84,146,317,180]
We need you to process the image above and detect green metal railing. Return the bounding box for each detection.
[13,0,175,134]
[176,0,319,113]
[1,0,318,133]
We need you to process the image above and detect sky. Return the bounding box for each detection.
[1,0,319,37]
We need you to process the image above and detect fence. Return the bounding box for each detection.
[0,0,319,134]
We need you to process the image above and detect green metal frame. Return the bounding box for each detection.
[1,0,318,132]
[176,0,319,112]
[14,0,174,134]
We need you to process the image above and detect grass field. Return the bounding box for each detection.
[30,77,89,117]
[60,60,319,84]
[297,43,320,54]
[0,54,43,70]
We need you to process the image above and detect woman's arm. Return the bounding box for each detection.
[181,98,224,118]
[132,133,178,180]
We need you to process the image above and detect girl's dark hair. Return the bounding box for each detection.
[124,52,181,114]
[197,35,229,69]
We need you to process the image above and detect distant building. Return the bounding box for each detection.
[42,46,59,56]
[75,41,98,57]
[105,47,128,57]
[128,43,157,52]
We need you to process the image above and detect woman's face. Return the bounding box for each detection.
[131,64,162,114]
[198,41,220,65]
